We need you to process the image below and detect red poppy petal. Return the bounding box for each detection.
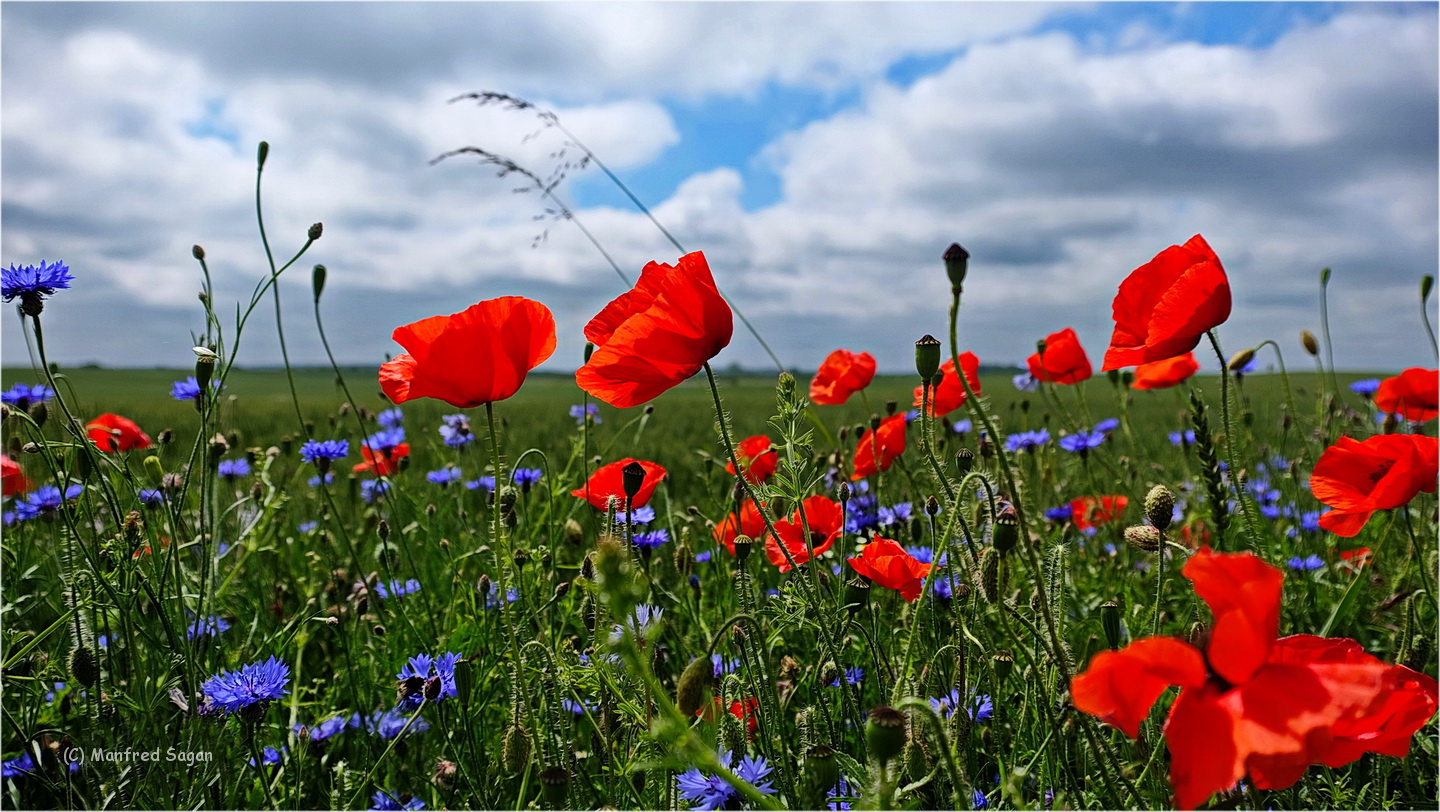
[1072,637,1208,739]
[1165,685,1243,811]
[1182,548,1282,686]
[379,354,419,404]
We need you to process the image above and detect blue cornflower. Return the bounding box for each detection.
[426,467,463,485]
[1169,430,1196,447]
[484,586,520,610]
[465,476,496,493]
[170,376,220,402]
[365,427,406,452]
[395,652,460,707]
[248,746,284,767]
[903,409,920,423]
[295,521,317,535]
[300,439,349,465]
[360,479,390,503]
[616,506,656,525]
[370,791,426,811]
[1059,429,1106,454]
[375,579,421,600]
[611,604,664,644]
[1348,379,1381,397]
[827,776,855,811]
[973,788,990,809]
[308,473,335,487]
[302,712,361,742]
[695,551,712,563]
[1287,554,1325,572]
[951,418,973,435]
[675,749,776,810]
[929,688,993,721]
[1093,417,1120,434]
[512,468,543,488]
[828,666,864,687]
[634,529,670,550]
[366,707,430,739]
[1005,429,1050,453]
[376,408,404,428]
[1045,504,1074,522]
[437,414,473,448]
[878,502,912,527]
[711,654,740,678]
[217,458,251,479]
[187,615,232,640]
[905,545,936,564]
[2,260,73,314]
[1012,372,1039,392]
[137,488,166,507]
[0,383,54,409]
[562,697,598,715]
[570,403,601,425]
[14,484,84,521]
[2,751,36,778]
[200,656,290,716]
[45,682,84,703]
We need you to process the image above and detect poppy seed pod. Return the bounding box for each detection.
[539,766,570,806]
[943,242,969,294]
[806,745,840,795]
[1227,347,1257,372]
[732,534,753,561]
[844,576,871,615]
[675,656,713,719]
[992,508,1019,553]
[1100,601,1122,650]
[1144,485,1175,532]
[1300,330,1320,357]
[1124,525,1162,553]
[991,650,1015,684]
[915,335,942,382]
[866,705,907,764]
[955,448,974,475]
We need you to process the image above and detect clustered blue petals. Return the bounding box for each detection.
[1005,429,1050,453]
[200,656,290,715]
[13,484,84,521]
[170,376,220,402]
[370,790,426,811]
[2,260,74,313]
[187,615,232,640]
[438,414,473,447]
[218,458,251,478]
[300,439,349,464]
[1287,554,1325,572]
[675,749,776,810]
[569,403,601,425]
[395,652,461,707]
[426,467,463,485]
[375,578,421,600]
[1,383,54,409]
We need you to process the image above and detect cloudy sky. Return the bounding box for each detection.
[3,1,1436,376]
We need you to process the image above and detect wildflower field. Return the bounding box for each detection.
[2,147,1438,812]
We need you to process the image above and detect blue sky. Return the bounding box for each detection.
[2,1,1436,374]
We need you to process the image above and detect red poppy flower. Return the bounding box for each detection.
[713,499,767,555]
[698,696,760,740]
[2,454,29,496]
[571,458,667,510]
[1130,352,1200,390]
[914,352,982,416]
[810,349,877,405]
[1069,495,1129,531]
[1336,547,1372,571]
[86,413,152,453]
[353,443,410,476]
[726,435,778,484]
[379,296,556,409]
[1071,548,1438,810]
[576,251,733,408]
[764,495,844,572]
[847,537,932,602]
[1309,434,1438,537]
[1374,367,1438,423]
[851,414,907,480]
[1026,327,1092,385]
[1101,235,1231,371]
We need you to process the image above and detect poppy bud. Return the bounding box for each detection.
[312,264,327,302]
[377,519,390,542]
[192,244,206,260]
[1035,338,1048,358]
[1124,525,1162,553]
[1100,601,1122,650]
[837,482,851,503]
[621,461,646,501]
[539,765,570,807]
[1121,370,1135,387]
[1300,330,1320,357]
[1227,347,1256,372]
[1144,485,1175,532]
[583,342,594,364]
[308,222,323,241]
[866,705,907,764]
[979,546,1002,604]
[1423,274,1435,302]
[992,508,1019,553]
[844,576,871,615]
[68,645,99,688]
[477,574,491,599]
[1107,368,1121,386]
[501,722,531,773]
[904,736,932,783]
[513,548,530,569]
[943,242,969,294]
[979,434,994,459]
[143,455,165,487]
[925,496,940,517]
[915,335,941,382]
[955,448,974,475]
[990,650,1014,684]
[256,141,269,168]
[675,656,713,719]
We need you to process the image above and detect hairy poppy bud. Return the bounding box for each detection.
[866,705,907,764]
[992,507,1019,553]
[192,244,206,260]
[837,481,851,503]
[312,264,327,302]
[915,335,941,382]
[256,140,269,168]
[143,455,165,487]
[583,342,594,364]
[925,496,940,517]
[1227,347,1256,372]
[1144,485,1175,532]
[1100,601,1122,650]
[1124,524,1162,553]
[621,461,646,501]
[943,242,969,294]
[1423,274,1435,302]
[1300,330,1320,357]
[69,645,100,688]
[308,222,323,241]
[979,546,1002,604]
[501,723,531,773]
[675,656,713,719]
